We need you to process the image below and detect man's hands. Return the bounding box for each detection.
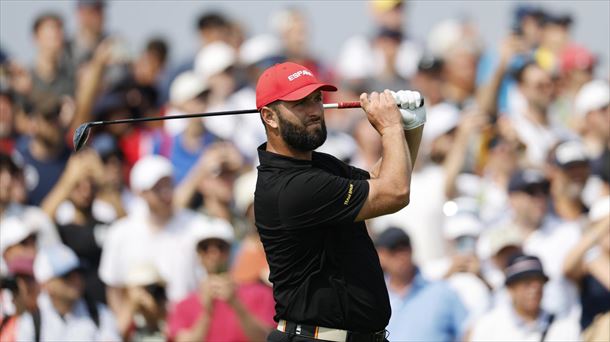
[360,90,403,135]
[391,90,426,130]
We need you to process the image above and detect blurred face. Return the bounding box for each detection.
[587,105,610,140]
[377,242,414,277]
[551,162,590,200]
[0,167,13,205]
[444,46,479,93]
[32,113,64,147]
[45,270,85,303]
[142,177,173,217]
[2,234,37,263]
[508,276,545,317]
[34,18,64,53]
[282,12,308,58]
[199,164,239,204]
[520,65,553,111]
[69,177,95,211]
[509,184,549,228]
[267,91,327,152]
[521,16,543,47]
[197,238,230,274]
[77,5,104,34]
[0,95,14,138]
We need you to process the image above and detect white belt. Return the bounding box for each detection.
[277,319,348,342]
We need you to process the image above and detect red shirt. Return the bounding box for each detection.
[168,282,275,342]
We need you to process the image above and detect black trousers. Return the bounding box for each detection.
[267,329,389,342]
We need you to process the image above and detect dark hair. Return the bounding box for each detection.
[146,38,169,66]
[512,60,539,84]
[197,12,229,31]
[0,153,20,175]
[32,12,63,34]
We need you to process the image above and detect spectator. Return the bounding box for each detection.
[18,244,119,341]
[174,142,247,237]
[469,254,580,341]
[546,140,590,225]
[70,0,107,68]
[0,153,60,248]
[15,99,71,206]
[168,220,275,342]
[118,263,168,341]
[29,12,75,101]
[563,151,610,339]
[508,62,574,167]
[478,224,524,296]
[574,80,609,158]
[41,150,124,303]
[0,256,39,342]
[0,87,16,153]
[496,169,581,315]
[160,71,217,183]
[98,155,217,312]
[375,227,467,341]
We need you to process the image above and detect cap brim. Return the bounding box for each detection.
[278,83,337,102]
[505,270,549,286]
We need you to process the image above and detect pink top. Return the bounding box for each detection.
[168,282,276,341]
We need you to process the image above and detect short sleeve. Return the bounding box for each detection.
[98,223,124,286]
[167,295,202,340]
[278,169,369,230]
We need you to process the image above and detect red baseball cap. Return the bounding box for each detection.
[256,62,337,110]
[560,44,596,74]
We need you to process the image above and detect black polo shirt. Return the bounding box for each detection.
[254,143,391,332]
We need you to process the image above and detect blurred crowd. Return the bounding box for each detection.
[0,0,609,341]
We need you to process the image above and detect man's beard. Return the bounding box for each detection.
[277,113,327,152]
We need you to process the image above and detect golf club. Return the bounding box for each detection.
[73,100,423,152]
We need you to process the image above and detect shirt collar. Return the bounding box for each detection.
[257,143,312,170]
[508,305,550,332]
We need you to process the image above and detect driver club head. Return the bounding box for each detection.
[73,123,91,152]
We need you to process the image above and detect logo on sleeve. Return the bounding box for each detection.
[344,183,354,205]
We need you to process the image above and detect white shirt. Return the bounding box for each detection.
[523,217,582,316]
[470,305,580,341]
[17,292,120,342]
[372,164,447,264]
[98,209,212,302]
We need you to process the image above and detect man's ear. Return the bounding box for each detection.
[261,106,279,129]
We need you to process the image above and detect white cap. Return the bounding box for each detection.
[126,262,164,287]
[34,244,81,283]
[554,140,589,166]
[191,217,235,246]
[130,155,173,193]
[487,226,524,256]
[233,170,257,215]
[427,20,462,59]
[443,213,483,240]
[194,42,236,79]
[422,102,460,143]
[170,72,208,105]
[239,34,281,66]
[0,217,35,256]
[575,80,610,117]
[589,195,610,222]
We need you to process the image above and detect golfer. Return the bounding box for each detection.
[254,62,425,342]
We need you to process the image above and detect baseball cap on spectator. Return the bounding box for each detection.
[575,80,609,117]
[543,12,572,26]
[553,140,589,168]
[505,254,548,286]
[256,62,337,110]
[375,227,411,250]
[508,169,549,193]
[6,255,35,277]
[422,102,460,143]
[443,213,483,240]
[34,244,84,283]
[169,71,209,105]
[194,42,236,79]
[129,155,173,193]
[487,226,524,257]
[560,44,596,74]
[126,263,165,287]
[239,34,282,67]
[370,0,403,13]
[427,19,462,59]
[0,217,35,256]
[92,91,130,119]
[192,218,235,247]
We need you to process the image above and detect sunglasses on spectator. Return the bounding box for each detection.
[523,184,549,196]
[197,239,230,253]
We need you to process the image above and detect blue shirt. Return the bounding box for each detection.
[386,270,467,342]
[153,131,217,184]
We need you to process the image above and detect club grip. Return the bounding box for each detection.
[333,99,425,109]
